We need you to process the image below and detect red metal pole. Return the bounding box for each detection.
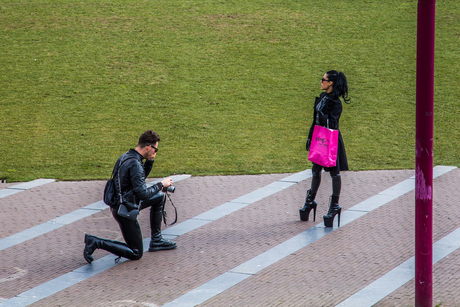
[415,0,436,306]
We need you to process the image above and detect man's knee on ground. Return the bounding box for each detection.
[129,249,143,261]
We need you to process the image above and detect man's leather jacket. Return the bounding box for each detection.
[114,149,163,205]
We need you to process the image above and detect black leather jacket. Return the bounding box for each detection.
[113,149,163,205]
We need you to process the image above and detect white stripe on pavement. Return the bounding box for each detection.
[0,179,55,199]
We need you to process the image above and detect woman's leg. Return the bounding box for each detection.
[311,163,323,194]
[300,163,323,221]
[330,166,341,201]
[323,166,342,227]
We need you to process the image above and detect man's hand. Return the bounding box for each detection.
[161,178,173,188]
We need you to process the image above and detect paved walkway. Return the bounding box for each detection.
[0,166,459,307]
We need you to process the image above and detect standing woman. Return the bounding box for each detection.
[300,70,350,227]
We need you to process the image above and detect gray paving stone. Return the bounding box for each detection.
[5,179,55,190]
[337,264,415,307]
[0,223,62,251]
[161,218,211,237]
[0,189,22,199]
[230,181,295,204]
[162,272,251,307]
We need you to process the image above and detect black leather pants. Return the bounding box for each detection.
[110,192,165,260]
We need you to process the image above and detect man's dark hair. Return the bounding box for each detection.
[138,130,160,148]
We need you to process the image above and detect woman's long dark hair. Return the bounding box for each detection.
[326,70,350,103]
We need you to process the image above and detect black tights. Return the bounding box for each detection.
[311,163,341,198]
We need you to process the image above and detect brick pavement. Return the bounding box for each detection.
[0,168,459,307]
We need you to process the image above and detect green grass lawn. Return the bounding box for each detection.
[1,0,459,182]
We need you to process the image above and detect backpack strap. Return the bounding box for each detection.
[116,154,136,204]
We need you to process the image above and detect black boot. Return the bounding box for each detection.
[83,234,99,264]
[148,211,177,252]
[323,196,342,227]
[299,189,318,221]
[83,234,140,264]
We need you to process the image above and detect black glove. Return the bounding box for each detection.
[306,139,311,151]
